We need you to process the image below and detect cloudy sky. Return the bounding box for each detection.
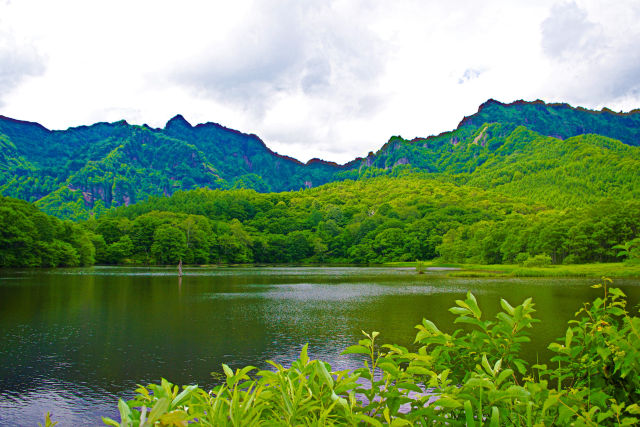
[1,0,640,163]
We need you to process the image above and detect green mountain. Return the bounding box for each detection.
[459,99,640,145]
[1,99,639,219]
[0,114,349,219]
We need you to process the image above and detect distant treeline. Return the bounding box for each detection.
[2,175,638,268]
[0,196,95,267]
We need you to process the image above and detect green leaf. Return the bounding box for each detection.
[496,312,515,328]
[117,398,131,421]
[171,384,198,407]
[449,307,470,315]
[609,287,626,298]
[101,418,120,427]
[146,397,170,424]
[500,298,515,315]
[481,354,493,375]
[608,307,626,316]
[464,400,476,426]
[356,414,383,427]
[159,410,189,425]
[341,345,370,355]
[406,366,432,375]
[626,404,640,415]
[466,292,482,319]
[222,363,233,378]
[489,406,500,427]
[397,382,423,393]
[421,319,441,334]
[316,361,334,388]
[497,368,514,386]
[437,397,462,408]
[493,358,502,374]
[300,343,309,365]
[564,327,573,348]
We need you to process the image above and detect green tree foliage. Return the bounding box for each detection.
[0,196,94,267]
[437,199,640,265]
[151,225,187,265]
[79,174,638,266]
[3,171,640,266]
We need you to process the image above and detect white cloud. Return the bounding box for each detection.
[0,0,639,163]
[0,18,46,106]
[538,0,640,108]
[541,1,602,60]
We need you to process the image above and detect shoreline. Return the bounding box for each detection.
[2,262,640,278]
[384,261,640,278]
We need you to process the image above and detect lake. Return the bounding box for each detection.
[1,266,638,425]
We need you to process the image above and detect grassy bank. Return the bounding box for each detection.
[384,261,640,278]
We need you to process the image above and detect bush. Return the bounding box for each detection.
[515,252,529,266]
[100,279,640,426]
[523,253,552,267]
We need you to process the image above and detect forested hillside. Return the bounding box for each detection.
[2,173,639,267]
[459,99,640,145]
[1,98,640,268]
[365,125,640,208]
[1,99,640,219]
[68,175,639,266]
[0,115,345,219]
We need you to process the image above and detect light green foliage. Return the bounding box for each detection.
[614,238,640,264]
[437,200,640,265]
[102,347,367,426]
[38,412,58,427]
[101,278,640,426]
[95,176,536,265]
[523,254,552,268]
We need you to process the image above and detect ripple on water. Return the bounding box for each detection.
[0,380,120,426]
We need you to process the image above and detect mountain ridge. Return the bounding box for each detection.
[1,98,640,219]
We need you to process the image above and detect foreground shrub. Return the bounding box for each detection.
[102,278,640,426]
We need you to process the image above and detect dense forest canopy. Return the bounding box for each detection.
[2,174,638,267]
[1,99,639,267]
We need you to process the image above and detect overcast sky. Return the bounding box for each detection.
[1,0,640,163]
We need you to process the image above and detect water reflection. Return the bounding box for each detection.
[0,267,638,425]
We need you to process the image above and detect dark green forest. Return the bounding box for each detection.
[1,99,640,268]
[0,196,95,267]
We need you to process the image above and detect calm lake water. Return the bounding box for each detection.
[1,266,639,426]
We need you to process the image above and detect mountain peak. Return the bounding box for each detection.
[165,114,192,130]
[477,98,504,110]
[457,98,640,145]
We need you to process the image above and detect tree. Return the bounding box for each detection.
[151,225,187,265]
